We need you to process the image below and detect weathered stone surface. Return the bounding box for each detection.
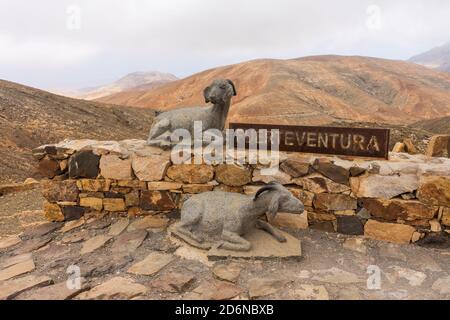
[17,281,88,300]
[313,194,357,211]
[76,179,111,192]
[311,267,362,284]
[79,197,103,211]
[343,237,367,254]
[108,218,129,236]
[429,219,442,232]
[80,235,112,255]
[182,184,214,194]
[42,180,79,202]
[62,230,89,244]
[312,160,349,185]
[392,142,406,153]
[140,191,176,211]
[426,135,449,157]
[207,228,301,260]
[0,235,21,250]
[21,222,61,239]
[76,277,147,300]
[248,278,289,299]
[131,154,170,181]
[78,254,133,278]
[280,158,310,178]
[390,266,426,287]
[0,257,35,281]
[68,150,100,178]
[111,230,147,254]
[0,275,53,300]
[336,216,364,235]
[360,199,435,221]
[103,198,126,212]
[185,280,244,300]
[125,190,140,207]
[289,188,315,207]
[59,219,85,233]
[147,181,182,191]
[215,164,251,187]
[252,169,292,185]
[100,155,133,180]
[292,284,329,300]
[308,211,336,222]
[417,176,450,207]
[442,208,450,227]
[38,156,60,179]
[213,185,243,193]
[166,164,214,184]
[403,139,418,155]
[87,217,111,230]
[364,220,415,244]
[117,180,147,189]
[350,174,419,199]
[149,272,195,293]
[61,206,85,221]
[43,202,64,222]
[294,174,350,194]
[127,251,174,276]
[268,212,308,230]
[349,166,366,177]
[15,236,53,254]
[431,276,450,295]
[128,215,169,231]
[212,263,242,283]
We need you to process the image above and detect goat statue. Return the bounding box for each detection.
[147,79,237,148]
[172,183,305,251]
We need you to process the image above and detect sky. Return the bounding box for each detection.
[1,0,450,90]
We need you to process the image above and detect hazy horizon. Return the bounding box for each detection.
[1,0,450,91]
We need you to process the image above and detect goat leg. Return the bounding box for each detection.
[218,230,252,251]
[256,220,287,243]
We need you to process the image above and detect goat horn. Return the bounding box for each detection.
[253,184,276,201]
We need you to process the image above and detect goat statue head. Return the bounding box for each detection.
[204,79,237,105]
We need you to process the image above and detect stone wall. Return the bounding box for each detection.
[33,139,450,245]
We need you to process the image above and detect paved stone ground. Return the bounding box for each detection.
[0,191,449,300]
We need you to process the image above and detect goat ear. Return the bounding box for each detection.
[267,195,280,219]
[226,79,237,96]
[203,86,211,103]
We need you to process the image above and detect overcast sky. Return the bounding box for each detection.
[1,0,449,90]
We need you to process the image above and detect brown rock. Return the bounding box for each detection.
[213,185,243,193]
[149,272,195,293]
[42,180,79,202]
[268,212,308,230]
[0,258,35,281]
[0,275,53,300]
[185,280,244,300]
[442,208,450,227]
[17,281,88,300]
[212,263,242,283]
[294,174,350,194]
[364,220,415,244]
[308,211,336,222]
[108,218,130,236]
[76,277,147,300]
[61,206,85,221]
[59,219,85,233]
[79,197,103,211]
[360,198,435,221]
[80,235,112,255]
[125,190,140,207]
[76,179,111,192]
[111,230,147,254]
[127,251,174,276]
[313,194,357,211]
[336,216,364,235]
[43,202,64,222]
[166,164,214,184]
[215,164,251,186]
[429,219,442,232]
[417,176,450,206]
[20,222,61,239]
[288,188,315,207]
[117,180,147,189]
[103,198,126,212]
[426,135,450,157]
[403,139,418,154]
[392,142,406,153]
[280,158,310,178]
[312,159,349,185]
[100,155,133,180]
[350,174,419,199]
[61,230,89,244]
[0,235,21,250]
[14,236,53,254]
[182,184,214,194]
[127,215,169,231]
[147,181,182,191]
[68,150,100,178]
[131,154,170,181]
[140,191,176,211]
[38,156,60,179]
[248,278,289,299]
[252,169,292,185]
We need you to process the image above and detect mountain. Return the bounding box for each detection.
[413,116,450,135]
[409,42,450,73]
[0,79,156,183]
[97,55,450,126]
[58,71,178,100]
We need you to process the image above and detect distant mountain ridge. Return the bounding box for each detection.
[409,42,450,73]
[57,71,178,100]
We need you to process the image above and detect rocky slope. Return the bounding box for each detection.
[0,80,156,183]
[98,56,450,126]
[58,71,178,100]
[412,116,450,135]
[409,42,450,73]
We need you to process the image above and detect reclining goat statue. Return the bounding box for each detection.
[172,183,305,251]
[147,79,237,148]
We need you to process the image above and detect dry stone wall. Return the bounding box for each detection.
[33,139,450,245]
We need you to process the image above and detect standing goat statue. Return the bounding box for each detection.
[173,183,305,251]
[147,79,237,148]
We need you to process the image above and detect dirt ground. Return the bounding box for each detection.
[0,188,449,300]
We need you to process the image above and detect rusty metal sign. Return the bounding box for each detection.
[229,123,390,159]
